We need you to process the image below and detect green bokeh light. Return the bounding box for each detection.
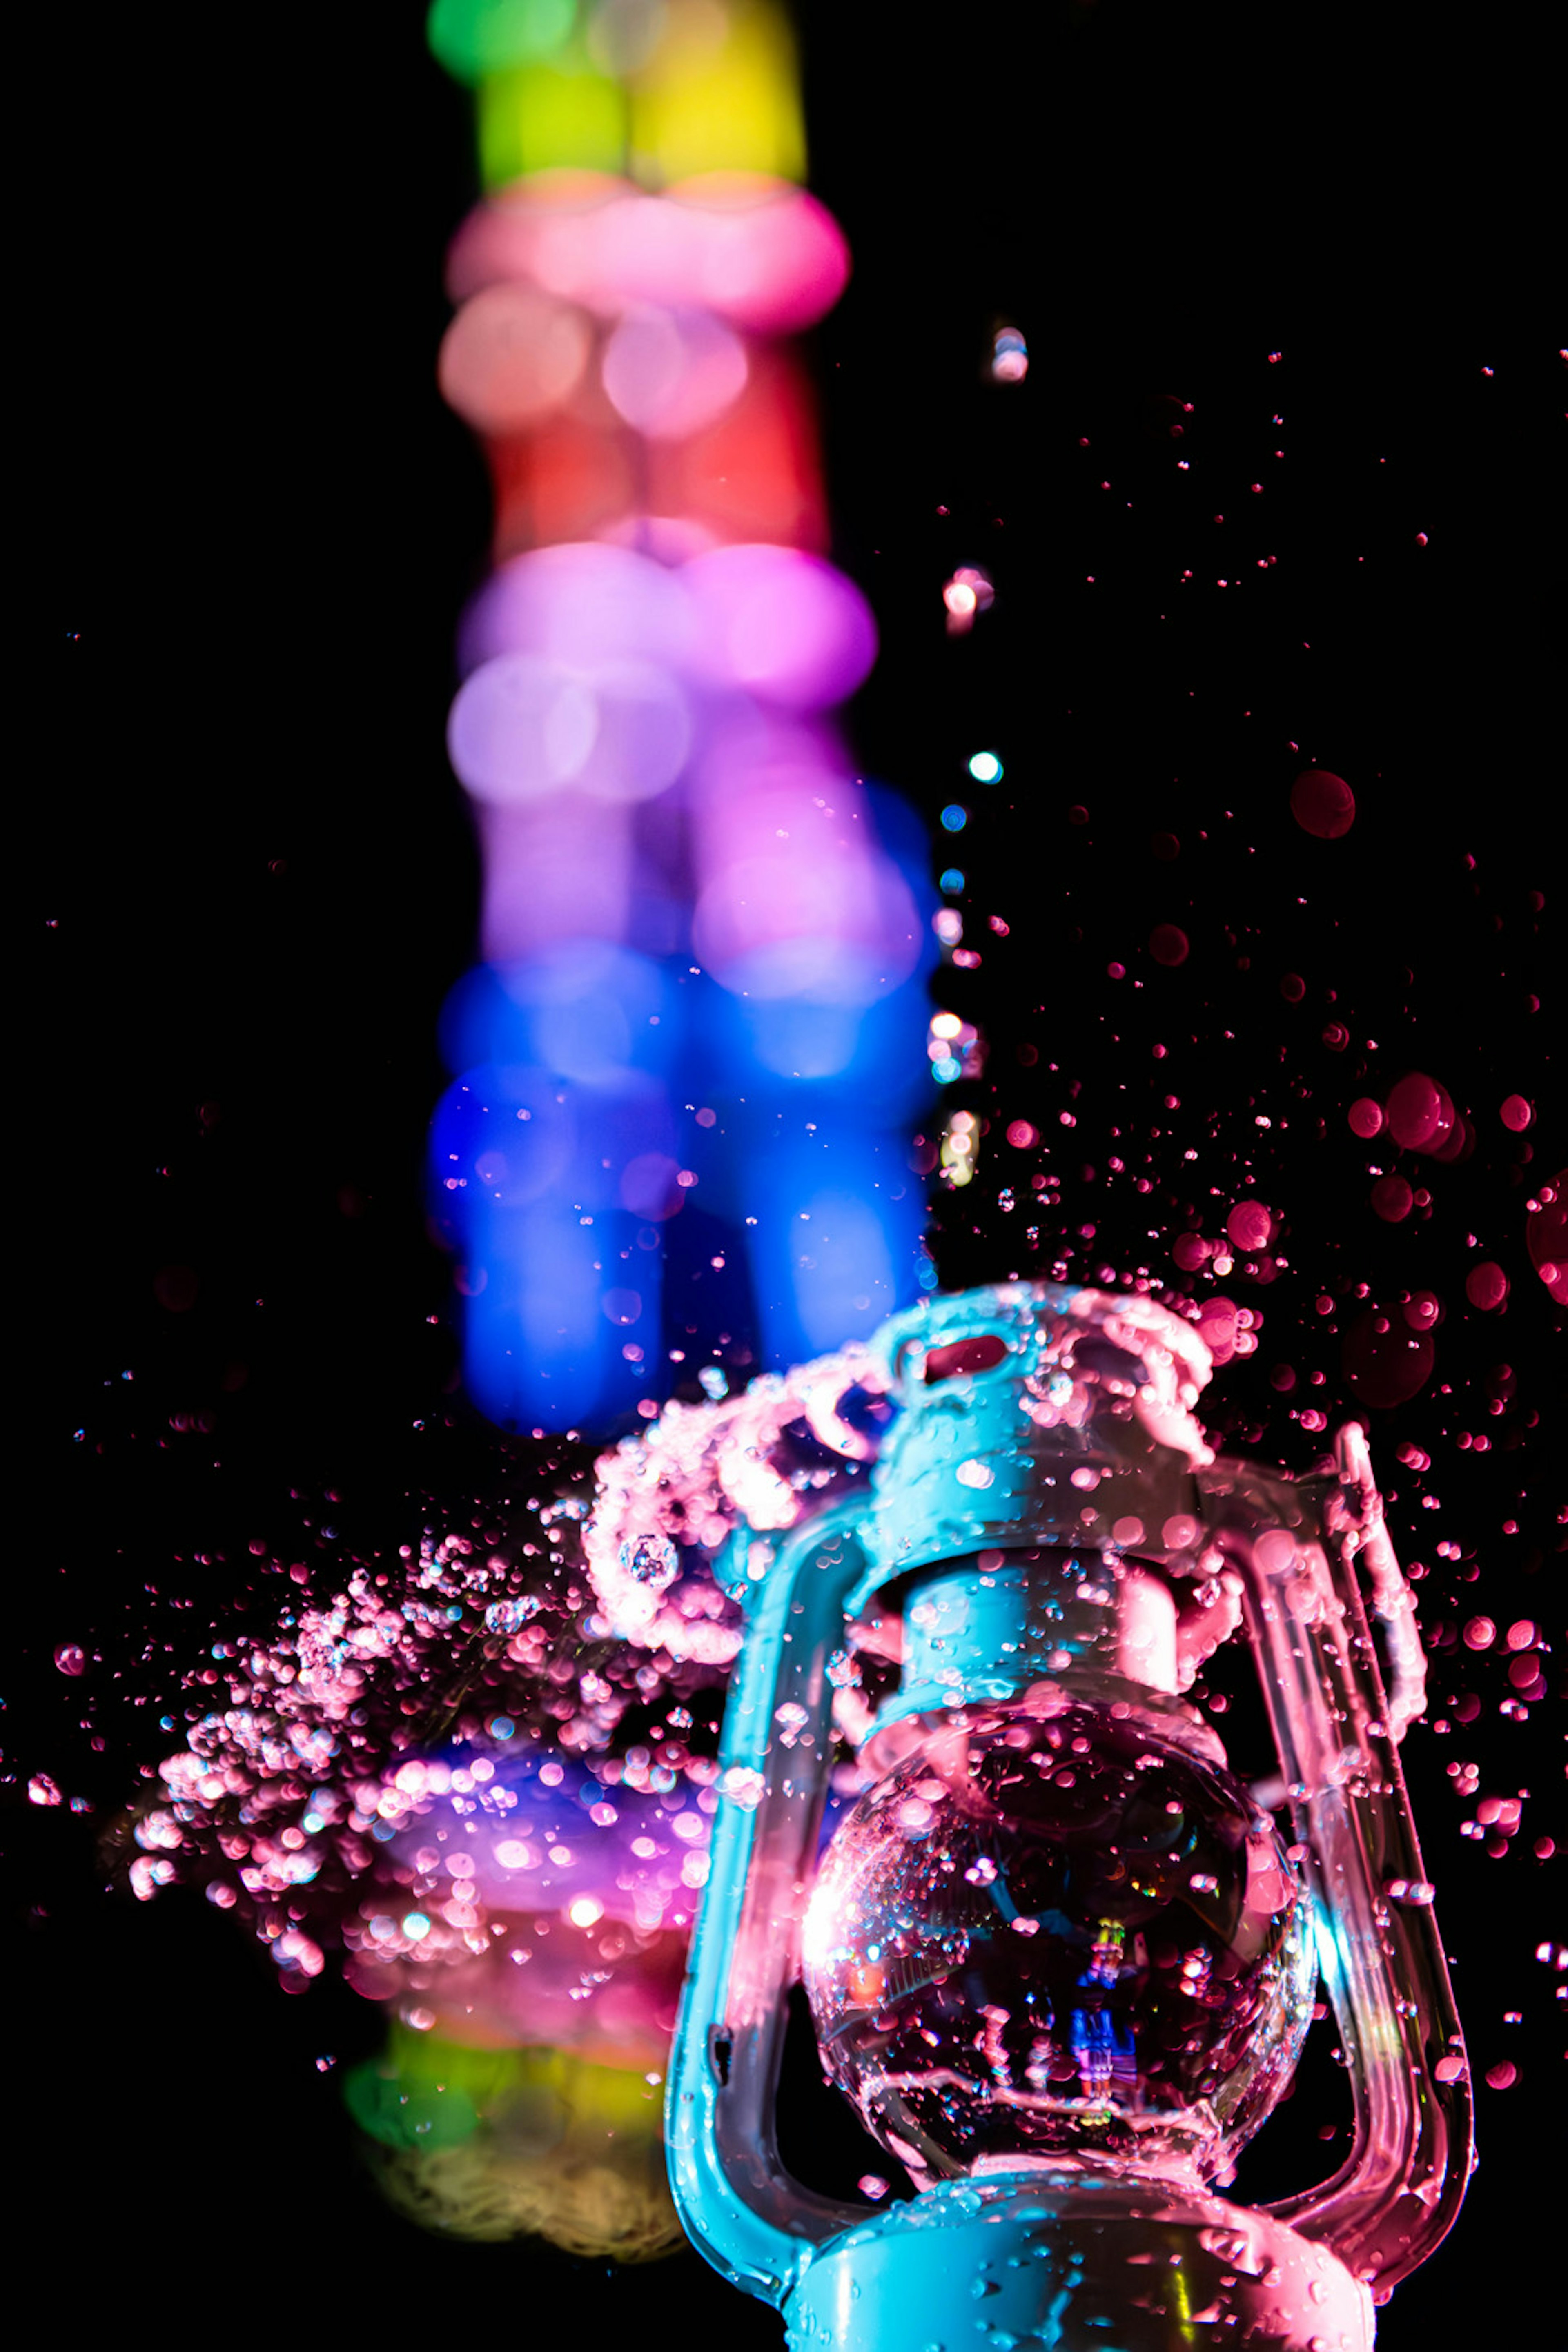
[343,2054,482,2150]
[428,0,577,85]
[344,2020,667,2155]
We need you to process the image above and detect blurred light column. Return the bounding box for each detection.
[427,0,935,1433]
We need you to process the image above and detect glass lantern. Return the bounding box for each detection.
[665,1284,1472,2349]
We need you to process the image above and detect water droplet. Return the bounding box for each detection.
[619,1533,680,1590]
[1371,1174,1414,1223]
[1464,1261,1508,1311]
[484,1596,538,1635]
[1290,769,1356,839]
[1385,1071,1455,1154]
[1226,1199,1272,1252]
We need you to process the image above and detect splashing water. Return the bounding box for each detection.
[582,1342,894,1653]
[111,1517,717,1990]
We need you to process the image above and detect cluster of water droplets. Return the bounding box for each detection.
[582,1339,893,1652]
[109,1501,725,1996]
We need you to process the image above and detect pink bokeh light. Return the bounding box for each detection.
[438,281,593,435]
[601,306,749,439]
[448,652,693,805]
[460,540,696,677]
[681,543,877,708]
[446,173,850,337]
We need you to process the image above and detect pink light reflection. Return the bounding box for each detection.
[446,172,850,336]
[681,543,876,707]
[459,540,874,710]
[601,306,749,439]
[412,1918,688,2075]
[690,732,920,1001]
[460,541,696,676]
[438,281,593,435]
[449,652,692,804]
[479,795,633,961]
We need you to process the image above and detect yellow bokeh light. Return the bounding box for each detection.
[629,0,805,187]
[466,1,806,194]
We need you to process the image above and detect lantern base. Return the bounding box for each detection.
[781,2171,1372,2352]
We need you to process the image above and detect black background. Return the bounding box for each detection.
[22,3,1560,2338]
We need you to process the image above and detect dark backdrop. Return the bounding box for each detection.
[22,4,1559,2339]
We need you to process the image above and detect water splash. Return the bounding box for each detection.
[582,1341,893,1652]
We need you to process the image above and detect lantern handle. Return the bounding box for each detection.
[1204,1446,1473,2299]
[666,1497,874,2306]
[1328,1419,1428,1741]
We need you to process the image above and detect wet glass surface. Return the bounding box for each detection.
[804,1699,1314,2188]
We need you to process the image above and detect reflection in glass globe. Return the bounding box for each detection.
[802,1699,1314,2191]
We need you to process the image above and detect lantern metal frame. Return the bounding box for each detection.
[665,1285,1472,2349]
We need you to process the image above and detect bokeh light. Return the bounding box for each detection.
[33,13,1557,2340]
[346,2021,682,2256]
[425,9,932,1435]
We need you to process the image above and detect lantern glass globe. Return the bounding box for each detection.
[802,1698,1315,2191]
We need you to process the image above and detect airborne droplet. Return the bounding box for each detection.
[1289,769,1356,839]
[619,1533,681,1590]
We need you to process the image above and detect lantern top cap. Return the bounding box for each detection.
[871,1282,1214,1407]
[849,1285,1218,1610]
